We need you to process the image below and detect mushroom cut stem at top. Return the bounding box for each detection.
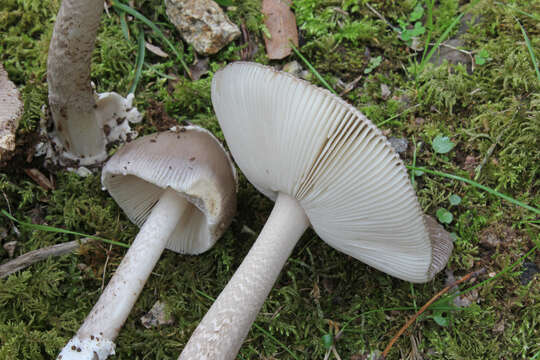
[59,188,188,359]
[180,193,309,359]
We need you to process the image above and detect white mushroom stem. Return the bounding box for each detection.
[179,192,309,360]
[59,187,188,360]
[48,0,105,160]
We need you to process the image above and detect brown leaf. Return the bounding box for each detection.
[261,0,298,60]
[189,57,209,81]
[145,42,169,58]
[24,168,54,190]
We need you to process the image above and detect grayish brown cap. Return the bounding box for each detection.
[101,126,237,254]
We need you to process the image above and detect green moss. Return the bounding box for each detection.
[1,0,539,358]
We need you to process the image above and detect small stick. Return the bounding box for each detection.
[0,238,91,278]
[382,268,485,358]
[101,243,113,291]
[365,3,400,33]
[339,74,363,96]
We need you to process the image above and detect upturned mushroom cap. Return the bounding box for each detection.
[101,126,237,254]
[212,62,452,282]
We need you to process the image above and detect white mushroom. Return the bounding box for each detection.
[58,127,237,359]
[46,0,141,167]
[179,62,453,359]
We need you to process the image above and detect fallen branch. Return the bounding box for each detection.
[382,268,485,358]
[0,238,91,278]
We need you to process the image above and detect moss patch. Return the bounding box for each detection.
[1,0,539,359]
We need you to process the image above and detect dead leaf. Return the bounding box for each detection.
[261,0,298,60]
[189,57,210,81]
[24,168,55,190]
[145,42,169,58]
[3,241,17,258]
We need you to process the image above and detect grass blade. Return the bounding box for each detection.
[406,166,540,214]
[129,27,146,94]
[290,42,337,95]
[111,0,192,79]
[515,18,540,83]
[119,10,130,41]
[1,209,129,248]
[457,243,538,297]
[418,0,482,73]
[418,13,463,72]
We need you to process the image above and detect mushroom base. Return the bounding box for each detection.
[57,336,115,360]
[38,92,142,172]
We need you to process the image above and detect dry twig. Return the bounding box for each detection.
[382,268,485,358]
[0,238,91,278]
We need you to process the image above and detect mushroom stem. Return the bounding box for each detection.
[59,187,188,359]
[47,0,105,160]
[179,192,309,360]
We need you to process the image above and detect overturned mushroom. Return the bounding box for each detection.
[58,127,237,359]
[45,0,142,167]
[179,62,453,359]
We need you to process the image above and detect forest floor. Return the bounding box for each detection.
[0,0,539,359]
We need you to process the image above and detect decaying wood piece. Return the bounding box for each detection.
[0,64,23,161]
[0,238,91,278]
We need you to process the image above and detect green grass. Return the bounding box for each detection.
[1,0,539,359]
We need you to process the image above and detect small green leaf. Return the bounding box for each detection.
[364,56,382,74]
[432,136,455,154]
[410,3,424,22]
[414,169,424,176]
[432,310,450,326]
[321,334,333,350]
[449,194,462,206]
[436,208,453,224]
[475,49,490,65]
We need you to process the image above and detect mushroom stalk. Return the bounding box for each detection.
[47,0,105,160]
[59,187,188,359]
[179,192,309,360]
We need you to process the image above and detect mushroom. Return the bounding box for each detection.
[179,62,453,359]
[46,0,142,167]
[58,127,237,359]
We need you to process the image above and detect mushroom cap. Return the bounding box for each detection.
[101,126,237,254]
[211,62,452,282]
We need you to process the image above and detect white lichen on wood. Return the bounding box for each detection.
[0,64,23,161]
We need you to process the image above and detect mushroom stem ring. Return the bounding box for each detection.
[180,193,309,359]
